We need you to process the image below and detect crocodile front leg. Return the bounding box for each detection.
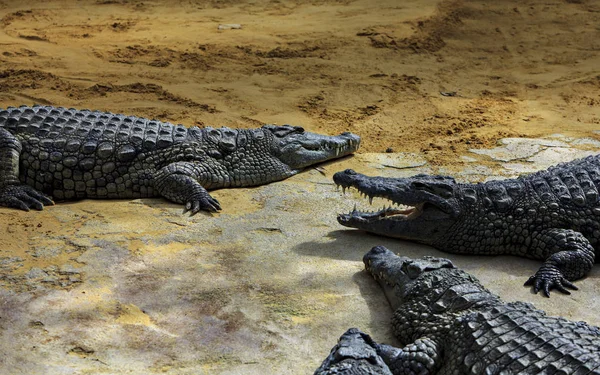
[153,162,222,214]
[376,337,442,375]
[524,228,595,297]
[0,128,53,211]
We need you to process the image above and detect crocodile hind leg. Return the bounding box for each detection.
[153,162,222,214]
[0,128,54,211]
[524,228,595,297]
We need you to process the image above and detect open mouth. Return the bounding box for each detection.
[332,168,460,227]
[335,183,424,223]
[341,202,423,222]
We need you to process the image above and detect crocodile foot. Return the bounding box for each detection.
[184,194,222,214]
[524,265,578,297]
[0,184,54,211]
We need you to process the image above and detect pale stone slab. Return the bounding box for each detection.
[2,138,600,374]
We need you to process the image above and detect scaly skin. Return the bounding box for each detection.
[317,246,600,375]
[333,160,600,296]
[314,328,393,375]
[0,105,360,213]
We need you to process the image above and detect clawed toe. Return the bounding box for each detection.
[524,270,578,297]
[183,196,222,215]
[0,185,54,211]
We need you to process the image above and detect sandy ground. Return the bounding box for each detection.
[0,0,599,164]
[1,0,600,374]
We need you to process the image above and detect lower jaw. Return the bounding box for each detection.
[338,209,417,224]
[337,214,407,228]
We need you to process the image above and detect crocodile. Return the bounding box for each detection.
[0,105,360,213]
[314,328,393,375]
[316,245,600,374]
[333,162,600,296]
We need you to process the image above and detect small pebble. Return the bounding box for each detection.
[218,24,242,30]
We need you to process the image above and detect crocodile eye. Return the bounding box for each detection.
[405,263,424,279]
[411,181,428,190]
[440,190,453,198]
[400,260,413,274]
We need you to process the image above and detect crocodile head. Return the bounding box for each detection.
[333,169,460,244]
[363,246,456,311]
[193,125,360,188]
[314,328,393,375]
[364,245,500,322]
[266,125,361,170]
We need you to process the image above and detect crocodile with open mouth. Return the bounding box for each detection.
[333,160,600,296]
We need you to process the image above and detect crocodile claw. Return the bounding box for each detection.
[524,265,578,297]
[184,195,222,215]
[0,184,54,211]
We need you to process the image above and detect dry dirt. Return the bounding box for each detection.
[1,0,600,374]
[0,0,599,165]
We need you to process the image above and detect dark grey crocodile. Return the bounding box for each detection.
[314,328,393,375]
[0,105,360,213]
[333,161,600,296]
[316,246,600,374]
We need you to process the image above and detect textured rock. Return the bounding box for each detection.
[1,137,600,374]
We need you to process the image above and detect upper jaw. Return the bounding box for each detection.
[279,132,361,169]
[363,246,410,308]
[312,131,361,159]
[363,246,409,280]
[333,170,456,227]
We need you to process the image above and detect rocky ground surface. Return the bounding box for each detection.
[1,0,600,374]
[2,136,600,375]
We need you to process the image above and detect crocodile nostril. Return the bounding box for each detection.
[370,245,387,254]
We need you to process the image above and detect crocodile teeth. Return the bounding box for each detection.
[314,166,326,175]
